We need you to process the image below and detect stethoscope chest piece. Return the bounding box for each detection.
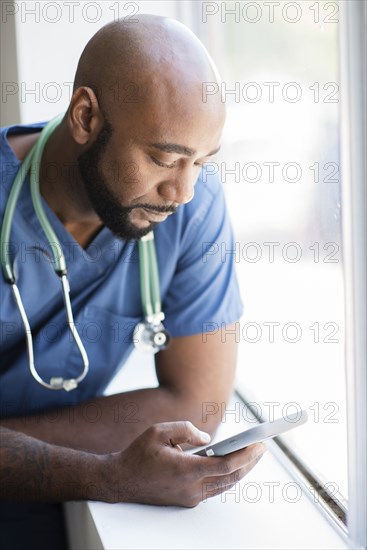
[134,232,171,353]
[133,315,171,354]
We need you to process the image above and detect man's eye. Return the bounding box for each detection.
[150,156,205,169]
[150,156,176,169]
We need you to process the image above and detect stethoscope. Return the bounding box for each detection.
[0,114,170,392]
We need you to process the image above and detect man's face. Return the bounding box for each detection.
[77,119,167,241]
[77,87,225,241]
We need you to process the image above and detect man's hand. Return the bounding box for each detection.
[1,422,266,506]
[100,421,266,507]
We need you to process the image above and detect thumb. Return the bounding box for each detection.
[159,421,212,447]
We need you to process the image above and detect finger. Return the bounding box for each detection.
[189,442,266,477]
[152,421,212,448]
[203,452,264,489]
[222,442,267,469]
[203,467,243,492]
[201,453,266,501]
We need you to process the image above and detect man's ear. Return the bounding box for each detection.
[67,86,104,146]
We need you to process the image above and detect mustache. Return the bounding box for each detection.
[128,203,178,214]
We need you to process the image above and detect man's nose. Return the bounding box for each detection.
[157,170,196,205]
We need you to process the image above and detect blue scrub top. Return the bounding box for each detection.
[0,122,243,418]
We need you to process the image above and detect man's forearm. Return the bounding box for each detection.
[0,427,104,501]
[1,386,214,453]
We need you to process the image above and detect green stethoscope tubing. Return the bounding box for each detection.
[0,114,165,391]
[138,233,161,318]
[1,114,66,281]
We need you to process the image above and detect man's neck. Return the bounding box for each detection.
[7,125,103,249]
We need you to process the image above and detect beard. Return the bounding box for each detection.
[77,119,176,241]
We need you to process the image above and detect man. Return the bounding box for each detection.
[0,15,265,549]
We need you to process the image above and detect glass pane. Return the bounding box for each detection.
[200,0,347,502]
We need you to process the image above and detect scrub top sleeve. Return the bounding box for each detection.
[162,176,244,338]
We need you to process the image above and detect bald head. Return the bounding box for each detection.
[60,16,225,241]
[73,14,222,118]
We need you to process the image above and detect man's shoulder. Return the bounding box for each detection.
[1,120,48,161]
[1,121,48,144]
[155,167,228,254]
[180,167,226,226]
[1,120,48,136]
[196,166,223,198]
[0,121,49,219]
[184,167,224,215]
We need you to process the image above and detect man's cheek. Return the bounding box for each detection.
[105,157,141,187]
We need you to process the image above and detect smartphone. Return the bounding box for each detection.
[193,409,308,457]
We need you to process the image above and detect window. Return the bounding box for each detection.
[197,0,346,506]
[193,0,366,545]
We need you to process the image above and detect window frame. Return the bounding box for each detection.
[235,384,348,537]
[189,0,367,546]
[339,1,367,548]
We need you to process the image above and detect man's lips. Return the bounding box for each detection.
[141,208,172,222]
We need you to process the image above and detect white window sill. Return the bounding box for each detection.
[64,351,349,550]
